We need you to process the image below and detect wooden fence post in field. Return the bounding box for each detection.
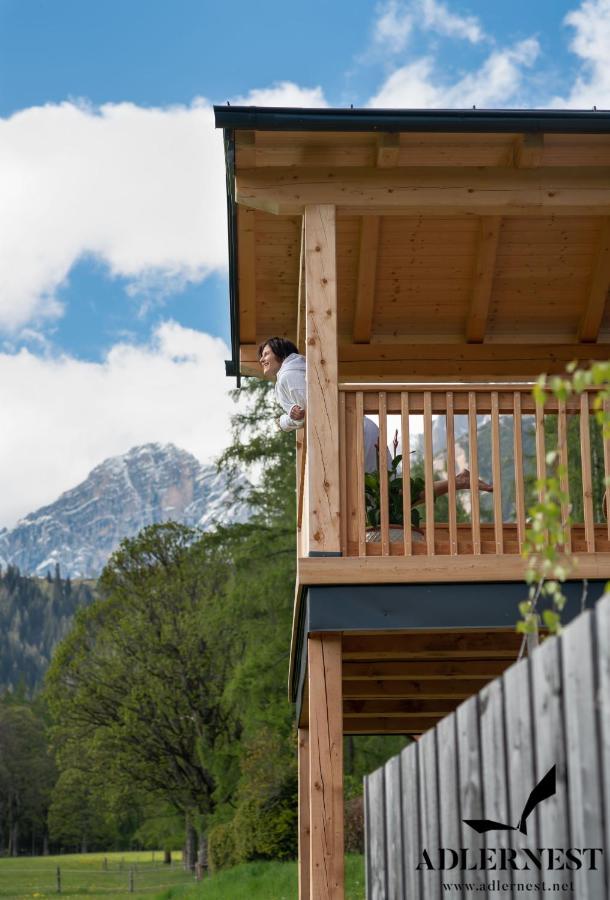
[56,865,61,894]
[128,866,134,893]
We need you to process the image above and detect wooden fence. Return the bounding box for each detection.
[340,384,609,559]
[364,594,610,899]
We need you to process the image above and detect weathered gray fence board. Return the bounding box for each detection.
[364,596,610,899]
[365,766,387,900]
[502,657,537,898]
[384,754,404,899]
[530,631,571,854]
[457,695,487,898]
[595,596,610,895]
[562,610,605,899]
[436,713,463,898]
[479,678,509,884]
[418,729,440,898]
[400,740,420,900]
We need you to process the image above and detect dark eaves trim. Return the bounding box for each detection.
[214,105,610,134]
[222,129,241,386]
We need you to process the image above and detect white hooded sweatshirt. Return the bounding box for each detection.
[275,353,307,431]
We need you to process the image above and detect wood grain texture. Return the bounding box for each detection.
[355,392,366,556]
[298,728,310,900]
[400,741,421,900]
[561,612,605,899]
[468,392,481,555]
[513,133,544,169]
[446,392,459,556]
[418,729,441,898]
[384,754,404,899]
[557,398,572,553]
[379,392,390,556]
[491,391,504,554]
[365,767,387,900]
[401,393,413,556]
[236,166,610,216]
[436,714,463,899]
[308,634,344,899]
[595,596,610,895]
[376,133,401,169]
[305,204,341,554]
[581,392,596,553]
[579,218,610,341]
[237,207,257,342]
[353,216,380,342]
[456,696,487,893]
[466,216,502,342]
[513,392,527,551]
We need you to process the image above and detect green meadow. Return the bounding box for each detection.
[0,853,365,900]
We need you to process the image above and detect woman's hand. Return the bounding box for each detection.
[289,405,305,421]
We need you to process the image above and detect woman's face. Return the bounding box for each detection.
[259,344,282,377]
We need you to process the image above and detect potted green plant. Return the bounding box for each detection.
[364,432,425,543]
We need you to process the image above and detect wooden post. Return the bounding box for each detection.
[304,205,341,555]
[298,728,311,900]
[56,865,61,894]
[308,633,344,899]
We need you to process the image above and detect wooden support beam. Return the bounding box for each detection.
[305,205,341,555]
[514,133,544,169]
[343,659,509,680]
[344,699,462,716]
[376,133,400,168]
[296,216,306,352]
[344,717,432,734]
[308,633,344,900]
[240,342,610,379]
[342,631,522,661]
[578,218,610,342]
[352,216,380,343]
[236,166,610,216]
[298,728,310,900]
[237,207,257,343]
[343,679,504,699]
[466,216,502,342]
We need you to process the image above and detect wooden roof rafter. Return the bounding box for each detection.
[579,217,610,342]
[466,216,502,343]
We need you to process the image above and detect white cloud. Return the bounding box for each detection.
[551,0,610,107]
[0,323,235,527]
[0,99,227,332]
[419,0,484,43]
[0,81,328,335]
[369,38,539,108]
[373,1,414,54]
[230,81,327,108]
[371,0,484,55]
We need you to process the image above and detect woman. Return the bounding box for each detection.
[258,337,306,432]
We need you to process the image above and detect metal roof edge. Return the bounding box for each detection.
[214,105,610,133]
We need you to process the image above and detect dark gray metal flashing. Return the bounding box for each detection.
[291,580,606,717]
[214,106,610,134]
[308,551,343,557]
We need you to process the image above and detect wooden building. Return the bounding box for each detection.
[214,106,610,899]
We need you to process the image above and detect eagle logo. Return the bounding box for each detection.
[463,766,556,835]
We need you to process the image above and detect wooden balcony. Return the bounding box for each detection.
[297,383,610,588]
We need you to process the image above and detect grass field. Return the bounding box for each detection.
[0,851,193,899]
[0,853,365,899]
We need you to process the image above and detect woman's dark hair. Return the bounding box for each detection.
[258,336,300,361]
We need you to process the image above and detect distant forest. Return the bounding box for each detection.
[0,566,95,694]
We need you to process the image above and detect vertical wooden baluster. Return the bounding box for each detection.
[355,392,366,557]
[424,391,435,556]
[580,392,595,553]
[491,391,503,555]
[603,399,610,543]
[535,394,546,505]
[401,392,412,556]
[468,391,481,555]
[339,391,347,556]
[446,392,458,556]
[558,398,572,554]
[513,392,526,552]
[379,392,390,556]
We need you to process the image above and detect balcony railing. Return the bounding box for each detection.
[335,384,609,560]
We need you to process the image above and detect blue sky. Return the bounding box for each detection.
[1,0,609,525]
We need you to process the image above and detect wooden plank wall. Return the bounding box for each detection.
[364,593,610,899]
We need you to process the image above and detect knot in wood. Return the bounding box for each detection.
[324,480,330,489]
[313,531,321,542]
[321,277,328,284]
[307,337,315,346]
[315,245,321,252]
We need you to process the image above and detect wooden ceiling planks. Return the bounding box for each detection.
[235,129,610,376]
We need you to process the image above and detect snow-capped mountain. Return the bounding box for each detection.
[0,443,250,579]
